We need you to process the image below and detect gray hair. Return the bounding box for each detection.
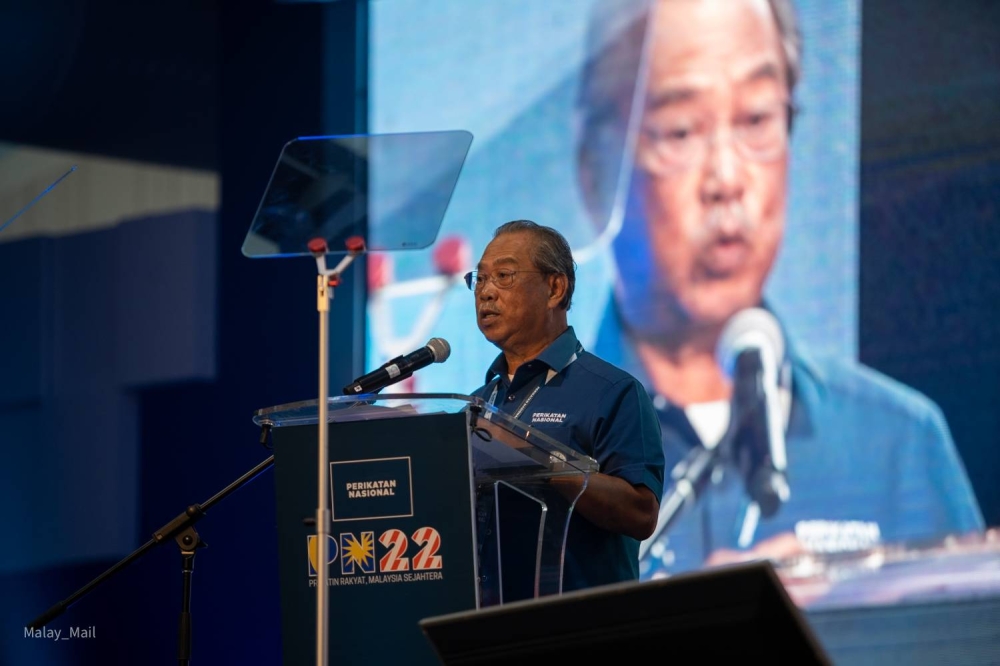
[493,220,576,311]
[577,0,803,136]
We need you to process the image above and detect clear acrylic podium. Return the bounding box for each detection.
[253,393,598,666]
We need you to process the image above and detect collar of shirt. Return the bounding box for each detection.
[484,326,583,393]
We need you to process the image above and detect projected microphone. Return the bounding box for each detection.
[343,338,451,395]
[717,308,790,518]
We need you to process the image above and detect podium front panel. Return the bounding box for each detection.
[274,410,478,666]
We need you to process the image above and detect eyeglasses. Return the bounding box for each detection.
[463,269,547,291]
[637,99,793,174]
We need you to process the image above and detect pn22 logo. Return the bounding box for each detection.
[308,527,442,576]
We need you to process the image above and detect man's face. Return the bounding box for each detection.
[474,232,556,354]
[621,0,789,332]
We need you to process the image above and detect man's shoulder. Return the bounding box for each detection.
[572,350,644,390]
[803,354,947,433]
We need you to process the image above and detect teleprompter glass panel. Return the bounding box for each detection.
[242,130,473,257]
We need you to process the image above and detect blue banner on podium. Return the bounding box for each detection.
[273,410,478,666]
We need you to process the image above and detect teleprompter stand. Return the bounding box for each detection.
[241,129,473,666]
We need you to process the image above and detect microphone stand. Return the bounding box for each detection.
[639,433,733,561]
[27,426,276,666]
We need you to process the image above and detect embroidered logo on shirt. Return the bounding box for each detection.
[531,412,567,424]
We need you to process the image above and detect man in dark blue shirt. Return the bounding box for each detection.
[467,219,665,594]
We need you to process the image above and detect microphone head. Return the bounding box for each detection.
[716,308,784,379]
[426,337,451,363]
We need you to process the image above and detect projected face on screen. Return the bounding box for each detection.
[582,0,791,336]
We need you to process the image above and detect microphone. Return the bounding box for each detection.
[717,308,790,518]
[343,338,451,395]
[639,436,723,561]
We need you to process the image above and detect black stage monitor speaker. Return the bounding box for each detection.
[419,560,831,665]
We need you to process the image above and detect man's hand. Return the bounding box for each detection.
[549,473,659,541]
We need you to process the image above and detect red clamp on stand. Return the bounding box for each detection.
[310,236,366,288]
[345,235,366,254]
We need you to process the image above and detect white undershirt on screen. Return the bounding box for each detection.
[685,401,730,450]
[682,385,793,449]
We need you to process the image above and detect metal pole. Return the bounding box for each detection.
[316,274,331,666]
[310,237,363,666]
